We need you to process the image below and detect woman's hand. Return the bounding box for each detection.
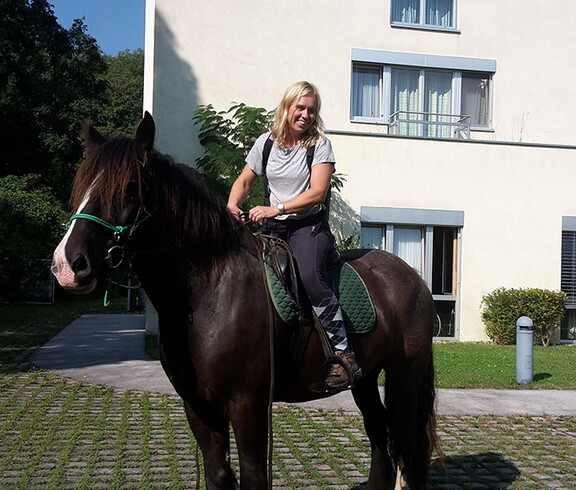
[227,164,259,220]
[227,203,245,220]
[249,205,280,222]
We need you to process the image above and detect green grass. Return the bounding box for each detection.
[433,342,576,389]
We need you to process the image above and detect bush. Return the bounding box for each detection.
[0,175,67,301]
[481,287,567,346]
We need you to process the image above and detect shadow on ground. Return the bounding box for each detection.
[350,452,520,489]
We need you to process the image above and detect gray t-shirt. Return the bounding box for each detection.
[246,132,335,220]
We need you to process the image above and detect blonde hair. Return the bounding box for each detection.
[271,81,325,148]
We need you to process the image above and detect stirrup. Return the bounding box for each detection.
[324,352,362,393]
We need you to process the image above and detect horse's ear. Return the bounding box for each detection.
[136,111,155,152]
[82,121,106,147]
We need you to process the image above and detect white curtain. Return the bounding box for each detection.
[425,0,453,27]
[394,228,423,274]
[352,67,380,118]
[461,75,488,126]
[390,68,419,135]
[424,70,452,137]
[391,0,419,23]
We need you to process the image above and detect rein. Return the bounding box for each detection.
[255,237,276,490]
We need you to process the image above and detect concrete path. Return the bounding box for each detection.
[30,314,576,416]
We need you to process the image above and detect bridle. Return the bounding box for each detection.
[65,207,152,305]
[66,210,151,266]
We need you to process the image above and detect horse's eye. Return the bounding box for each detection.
[126,181,139,200]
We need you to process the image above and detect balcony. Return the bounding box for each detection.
[389,111,471,139]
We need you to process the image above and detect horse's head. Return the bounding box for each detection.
[52,112,157,293]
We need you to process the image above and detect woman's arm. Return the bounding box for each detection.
[227,163,259,218]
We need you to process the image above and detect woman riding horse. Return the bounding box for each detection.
[228,81,361,393]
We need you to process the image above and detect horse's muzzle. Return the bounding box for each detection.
[51,253,97,294]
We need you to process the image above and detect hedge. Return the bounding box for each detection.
[480,287,566,346]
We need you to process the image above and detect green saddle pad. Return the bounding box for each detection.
[264,260,376,334]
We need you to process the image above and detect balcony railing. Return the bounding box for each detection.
[389,111,471,139]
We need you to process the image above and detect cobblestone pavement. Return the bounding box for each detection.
[1,371,575,489]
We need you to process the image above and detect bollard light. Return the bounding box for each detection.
[516,316,534,385]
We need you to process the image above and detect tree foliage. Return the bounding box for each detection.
[0,175,67,301]
[0,0,108,201]
[99,49,144,138]
[0,1,145,302]
[192,103,273,207]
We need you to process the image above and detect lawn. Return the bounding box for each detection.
[2,297,576,389]
[433,342,576,389]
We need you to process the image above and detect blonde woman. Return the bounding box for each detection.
[227,81,361,393]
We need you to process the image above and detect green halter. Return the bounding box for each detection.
[65,212,151,306]
[65,213,151,238]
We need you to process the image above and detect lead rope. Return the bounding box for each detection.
[258,239,276,489]
[194,444,200,490]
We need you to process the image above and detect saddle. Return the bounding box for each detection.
[258,234,376,368]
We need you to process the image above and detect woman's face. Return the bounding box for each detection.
[287,95,317,139]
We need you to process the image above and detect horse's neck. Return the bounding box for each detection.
[134,226,260,298]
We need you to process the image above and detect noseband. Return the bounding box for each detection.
[65,210,151,304]
[66,211,151,267]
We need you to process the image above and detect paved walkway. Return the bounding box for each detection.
[30,313,576,416]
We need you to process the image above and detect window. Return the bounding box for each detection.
[352,63,492,135]
[393,227,424,274]
[461,72,490,126]
[561,230,576,342]
[351,66,381,119]
[360,207,463,338]
[391,0,456,29]
[350,50,496,136]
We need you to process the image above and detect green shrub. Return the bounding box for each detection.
[480,287,566,346]
[0,175,67,301]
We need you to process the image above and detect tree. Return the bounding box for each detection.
[192,103,272,208]
[0,0,108,201]
[0,174,67,301]
[99,49,145,138]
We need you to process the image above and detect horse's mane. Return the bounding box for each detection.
[72,136,251,261]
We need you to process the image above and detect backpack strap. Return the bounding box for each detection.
[263,136,274,206]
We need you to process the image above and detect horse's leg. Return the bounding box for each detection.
[228,397,270,489]
[385,356,435,490]
[183,400,238,490]
[352,369,397,489]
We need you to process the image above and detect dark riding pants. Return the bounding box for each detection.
[261,213,349,352]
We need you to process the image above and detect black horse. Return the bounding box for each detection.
[52,113,438,489]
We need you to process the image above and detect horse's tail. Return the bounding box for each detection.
[420,351,441,473]
[392,348,440,488]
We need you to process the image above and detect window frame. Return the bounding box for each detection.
[361,206,464,339]
[350,50,496,133]
[351,63,493,132]
[390,0,459,31]
[560,217,576,343]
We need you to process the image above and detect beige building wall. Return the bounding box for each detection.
[331,133,576,340]
[144,0,576,341]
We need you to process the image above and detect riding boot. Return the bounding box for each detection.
[324,350,362,393]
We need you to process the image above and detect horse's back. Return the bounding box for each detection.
[340,248,435,359]
[340,248,431,302]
